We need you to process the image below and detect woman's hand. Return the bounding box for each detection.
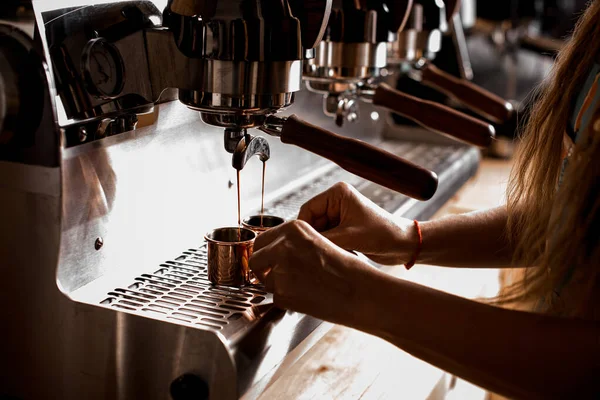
[249,219,378,324]
[297,182,417,265]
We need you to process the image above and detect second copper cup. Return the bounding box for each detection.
[242,215,285,234]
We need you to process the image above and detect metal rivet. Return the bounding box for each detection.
[593,119,600,133]
[95,237,104,250]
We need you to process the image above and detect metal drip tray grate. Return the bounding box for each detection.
[100,246,271,333]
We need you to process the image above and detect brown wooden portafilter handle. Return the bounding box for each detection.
[279,115,439,201]
[420,64,514,124]
[373,83,495,148]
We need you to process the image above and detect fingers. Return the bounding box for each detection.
[264,265,277,293]
[249,244,275,282]
[253,221,287,252]
[297,182,353,230]
[250,220,310,287]
[250,221,299,283]
[297,190,331,229]
[311,214,333,232]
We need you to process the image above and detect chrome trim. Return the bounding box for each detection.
[387,29,443,65]
[305,41,388,82]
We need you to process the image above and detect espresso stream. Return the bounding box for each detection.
[237,169,241,241]
[236,161,267,241]
[260,161,266,228]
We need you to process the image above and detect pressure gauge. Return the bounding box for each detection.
[82,38,125,99]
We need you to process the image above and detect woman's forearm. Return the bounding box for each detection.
[350,269,599,399]
[415,206,514,268]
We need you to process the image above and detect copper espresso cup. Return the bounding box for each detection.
[205,227,257,286]
[241,215,285,234]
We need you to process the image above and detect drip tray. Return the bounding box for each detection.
[100,246,271,338]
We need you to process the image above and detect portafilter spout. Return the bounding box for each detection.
[225,129,270,170]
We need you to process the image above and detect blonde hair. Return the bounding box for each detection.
[498,0,600,319]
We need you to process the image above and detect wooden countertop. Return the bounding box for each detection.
[250,156,513,400]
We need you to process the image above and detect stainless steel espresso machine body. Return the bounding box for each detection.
[0,1,480,399]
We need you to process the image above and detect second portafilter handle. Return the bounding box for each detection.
[260,115,438,201]
[418,64,514,125]
[369,83,496,148]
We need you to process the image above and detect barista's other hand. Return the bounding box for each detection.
[297,182,416,265]
[249,219,375,324]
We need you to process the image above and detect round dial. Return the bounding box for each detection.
[82,38,125,99]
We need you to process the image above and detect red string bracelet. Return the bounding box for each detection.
[404,220,422,270]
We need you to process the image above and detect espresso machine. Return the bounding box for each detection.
[1,1,483,399]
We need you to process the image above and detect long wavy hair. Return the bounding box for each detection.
[497,0,600,319]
